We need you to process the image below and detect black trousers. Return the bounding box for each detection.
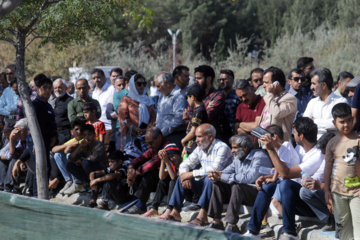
[133,169,159,204]
[150,176,177,210]
[208,181,258,224]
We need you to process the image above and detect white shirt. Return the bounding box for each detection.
[303,92,348,139]
[92,82,116,130]
[298,145,324,178]
[311,159,325,183]
[150,86,160,97]
[277,141,301,182]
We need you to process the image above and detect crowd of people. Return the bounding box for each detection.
[0,57,359,240]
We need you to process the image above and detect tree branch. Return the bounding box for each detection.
[0,37,16,47]
[0,0,24,19]
[25,36,38,48]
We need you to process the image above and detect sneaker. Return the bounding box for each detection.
[182,202,201,212]
[224,224,240,234]
[321,215,335,232]
[123,205,146,214]
[208,222,225,230]
[59,181,73,194]
[88,201,98,208]
[261,222,270,229]
[64,182,85,195]
[279,232,299,240]
[95,201,109,211]
[243,230,260,238]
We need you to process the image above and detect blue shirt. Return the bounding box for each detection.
[224,91,241,132]
[351,84,360,132]
[113,88,128,129]
[288,88,311,119]
[0,87,19,117]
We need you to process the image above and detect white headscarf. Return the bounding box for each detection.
[127,74,154,127]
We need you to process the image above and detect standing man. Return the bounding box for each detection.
[297,57,315,97]
[67,78,101,122]
[303,68,347,139]
[287,68,311,119]
[250,68,266,97]
[218,69,241,134]
[173,65,190,95]
[91,68,116,151]
[53,78,73,144]
[155,71,187,149]
[109,67,123,86]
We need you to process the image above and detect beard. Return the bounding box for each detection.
[197,137,211,150]
[233,149,247,161]
[54,91,66,98]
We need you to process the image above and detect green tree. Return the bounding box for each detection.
[0,0,153,199]
[216,28,227,62]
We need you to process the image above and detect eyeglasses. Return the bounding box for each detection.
[218,78,228,82]
[135,82,147,87]
[292,77,305,82]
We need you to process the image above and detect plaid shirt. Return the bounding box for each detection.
[224,91,241,132]
[130,139,171,175]
[179,139,233,180]
[16,88,38,121]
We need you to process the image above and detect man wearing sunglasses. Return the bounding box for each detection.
[287,68,311,120]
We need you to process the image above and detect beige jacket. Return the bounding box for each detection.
[261,91,297,142]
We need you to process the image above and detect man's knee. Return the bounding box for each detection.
[299,186,313,201]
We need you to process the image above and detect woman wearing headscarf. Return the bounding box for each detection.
[118,74,156,150]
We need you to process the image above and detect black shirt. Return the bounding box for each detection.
[185,104,208,153]
[53,94,73,128]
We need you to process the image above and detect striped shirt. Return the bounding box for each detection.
[179,139,233,180]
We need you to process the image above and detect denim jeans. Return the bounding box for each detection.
[54,151,80,183]
[300,187,330,220]
[66,159,103,183]
[168,176,213,212]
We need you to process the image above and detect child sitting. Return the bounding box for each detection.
[82,102,105,143]
[181,83,208,156]
[324,103,360,240]
[88,150,132,210]
[65,124,106,194]
[142,143,182,217]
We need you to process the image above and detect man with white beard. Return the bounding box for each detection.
[167,124,233,225]
[207,134,273,233]
[53,78,73,144]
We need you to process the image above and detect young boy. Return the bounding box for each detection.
[82,102,105,143]
[181,83,208,156]
[142,143,182,217]
[88,150,132,210]
[324,102,360,240]
[65,124,106,194]
[52,118,85,194]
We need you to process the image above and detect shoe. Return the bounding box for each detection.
[11,188,21,194]
[95,201,109,211]
[321,215,335,232]
[59,181,73,194]
[208,222,225,230]
[64,182,85,195]
[0,185,4,191]
[279,232,299,240]
[183,201,192,207]
[123,205,146,214]
[88,201,98,208]
[243,230,260,238]
[24,188,33,196]
[261,222,270,229]
[189,218,209,226]
[182,202,200,212]
[224,224,240,234]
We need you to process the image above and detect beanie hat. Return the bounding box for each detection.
[164,143,181,155]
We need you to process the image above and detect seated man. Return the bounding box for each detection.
[167,124,233,225]
[124,127,171,214]
[246,117,323,239]
[207,134,273,233]
[65,124,106,194]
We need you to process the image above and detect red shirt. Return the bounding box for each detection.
[235,95,265,124]
[86,120,106,141]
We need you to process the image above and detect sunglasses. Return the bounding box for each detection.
[135,82,147,87]
[292,77,305,82]
[217,78,228,82]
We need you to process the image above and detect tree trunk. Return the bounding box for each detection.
[15,30,49,200]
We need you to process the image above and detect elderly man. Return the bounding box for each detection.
[53,78,73,144]
[207,133,273,233]
[67,78,101,122]
[258,66,297,142]
[167,124,233,225]
[155,71,187,149]
[173,65,190,95]
[234,79,265,135]
[91,68,116,151]
[303,68,347,139]
[124,127,171,214]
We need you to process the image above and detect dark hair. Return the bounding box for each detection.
[266,124,284,140]
[9,78,17,87]
[293,117,318,143]
[134,73,146,82]
[115,75,126,81]
[110,67,123,76]
[187,83,205,102]
[5,64,16,71]
[90,68,105,77]
[297,57,314,69]
[332,103,351,120]
[108,150,125,162]
[124,70,138,83]
[287,68,304,79]
[250,68,264,76]
[172,65,189,78]
[0,72,5,79]
[233,79,251,90]
[34,73,52,88]
[194,65,215,82]
[220,69,234,79]
[76,78,89,86]
[337,71,354,83]
[317,132,336,151]
[70,117,85,130]
[81,124,95,134]
[146,126,163,139]
[264,66,286,88]
[310,68,333,91]
[82,102,97,112]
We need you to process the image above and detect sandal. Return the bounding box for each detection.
[189,217,209,226]
[158,214,181,222]
[142,209,158,217]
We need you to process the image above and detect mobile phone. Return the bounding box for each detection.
[250,126,274,139]
[273,81,279,87]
